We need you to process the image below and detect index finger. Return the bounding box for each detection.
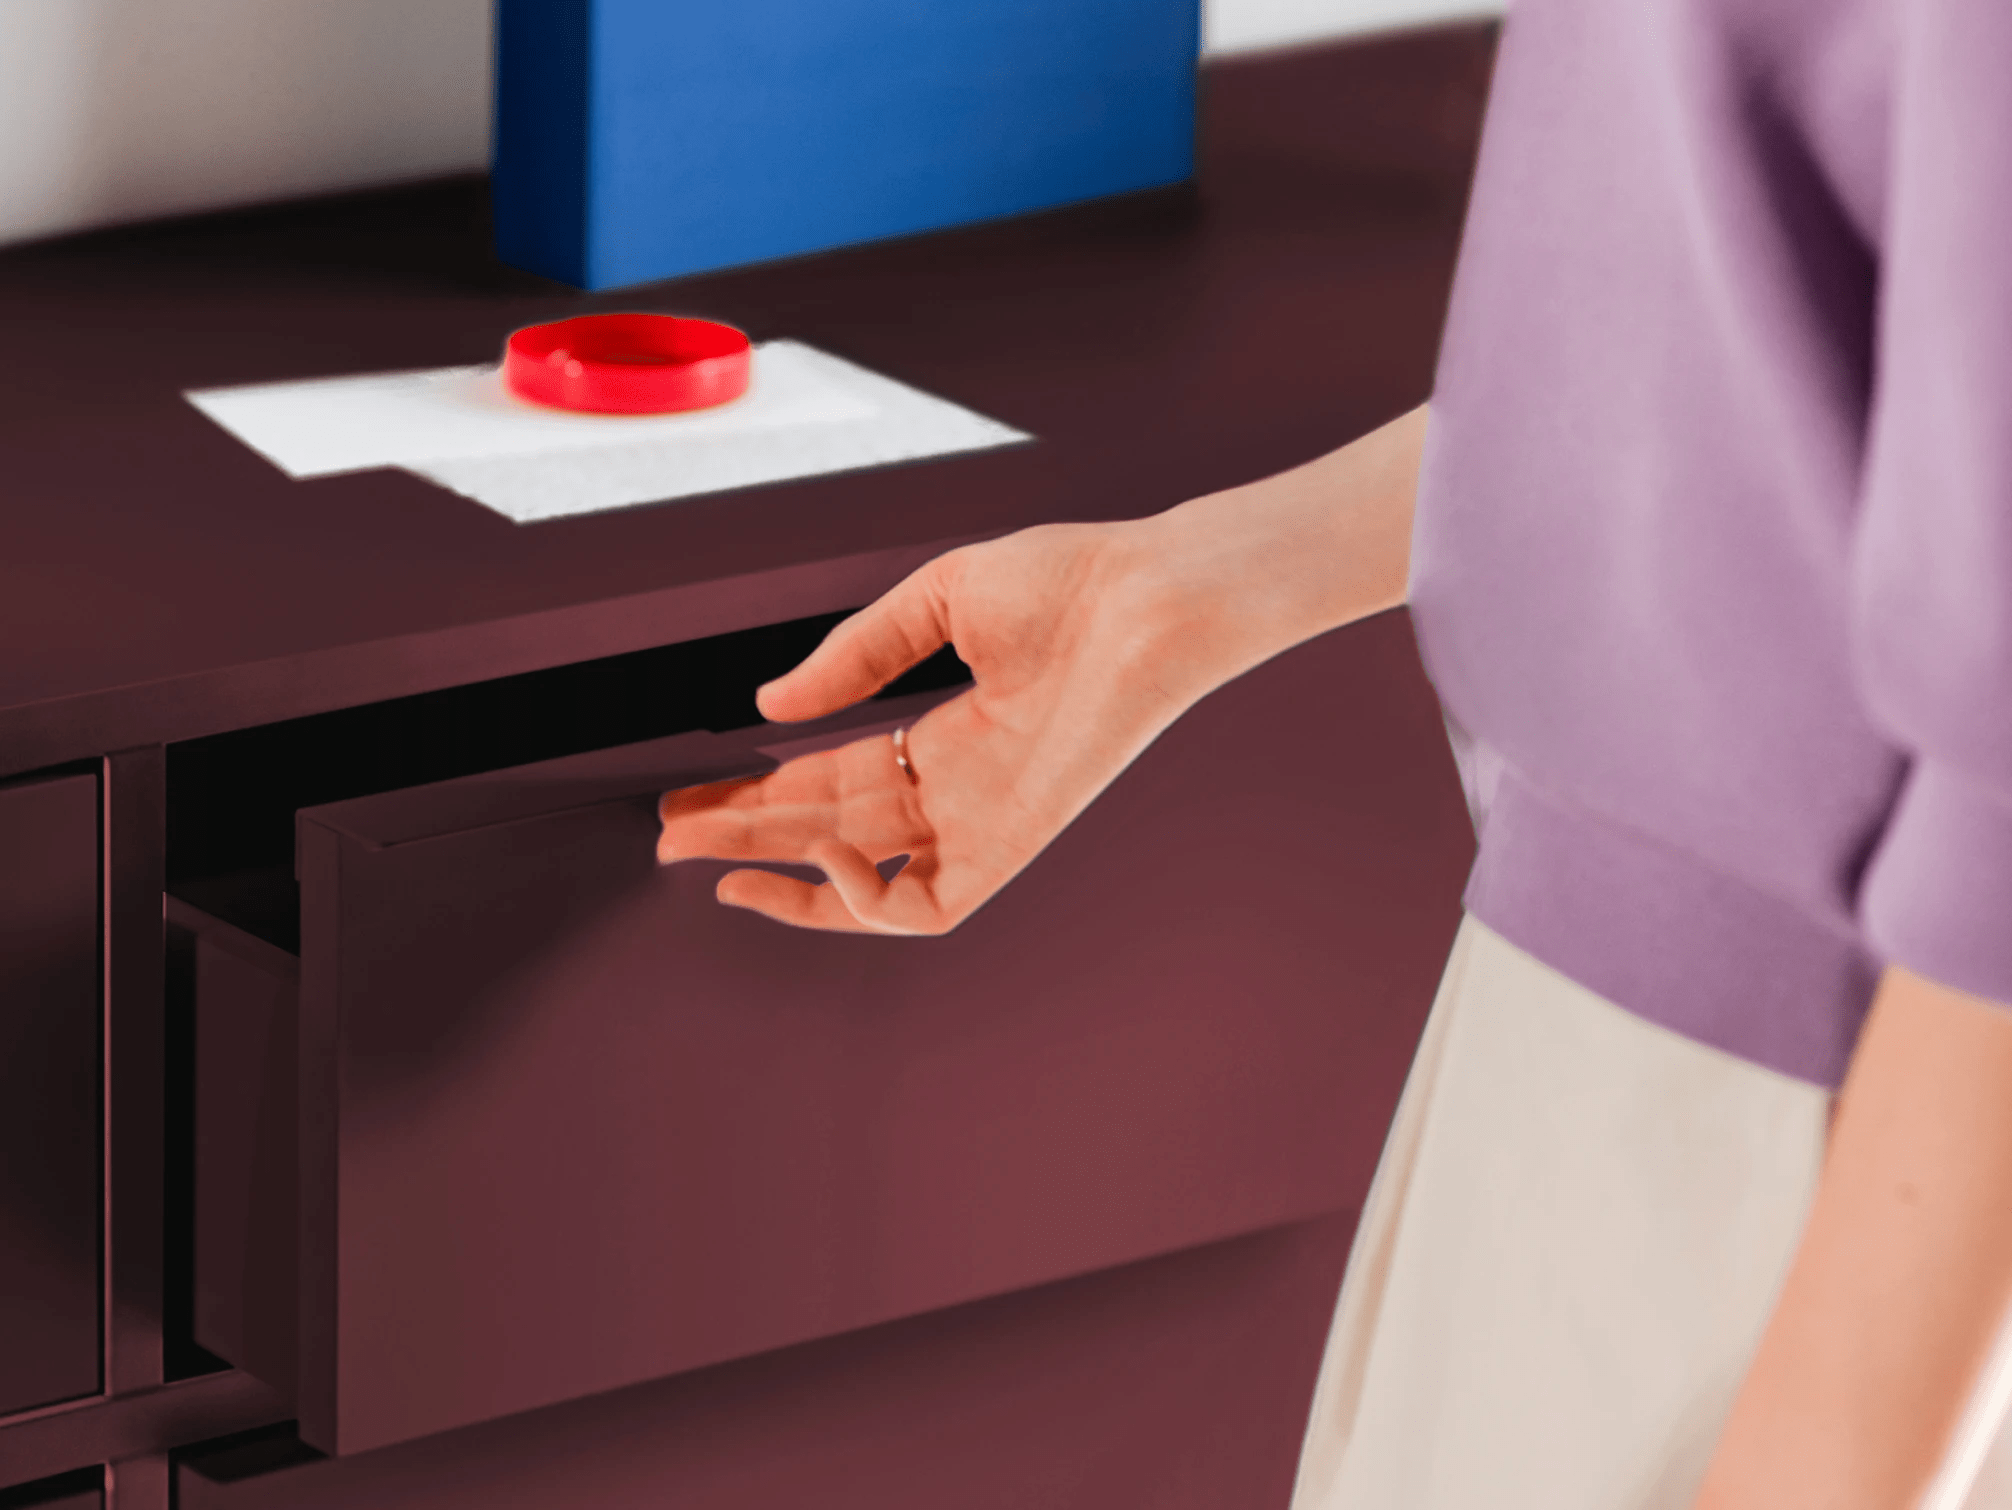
[657,772,767,824]
[754,549,964,723]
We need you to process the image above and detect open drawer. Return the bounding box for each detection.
[173,613,1472,1457]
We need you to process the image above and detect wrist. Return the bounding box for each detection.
[1115,404,1426,702]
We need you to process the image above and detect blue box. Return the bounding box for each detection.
[493,0,1201,291]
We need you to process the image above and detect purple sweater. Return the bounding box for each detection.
[1408,0,2012,1088]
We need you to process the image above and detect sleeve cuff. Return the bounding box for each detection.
[1860,759,2012,1009]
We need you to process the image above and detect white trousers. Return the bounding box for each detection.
[1288,913,2012,1510]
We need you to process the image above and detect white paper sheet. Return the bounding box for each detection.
[185,340,1032,523]
[186,340,879,478]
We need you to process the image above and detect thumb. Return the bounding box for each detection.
[755,551,961,722]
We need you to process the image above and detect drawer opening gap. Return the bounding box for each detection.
[164,607,970,951]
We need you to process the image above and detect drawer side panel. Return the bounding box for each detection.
[192,922,300,1399]
[0,771,102,1418]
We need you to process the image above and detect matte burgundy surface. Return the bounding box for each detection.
[215,614,1464,1455]
[0,1372,282,1492]
[183,911,300,1398]
[178,1216,1357,1510]
[0,772,101,1419]
[104,748,167,1398]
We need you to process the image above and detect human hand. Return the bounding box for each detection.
[655,519,1195,935]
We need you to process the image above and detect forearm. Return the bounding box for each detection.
[1122,403,1426,704]
[1694,965,2012,1510]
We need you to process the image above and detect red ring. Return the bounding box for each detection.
[504,313,752,415]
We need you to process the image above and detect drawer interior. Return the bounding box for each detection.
[164,605,971,952]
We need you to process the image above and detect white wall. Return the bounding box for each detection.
[0,0,1502,249]
[1203,0,1499,57]
[0,0,493,247]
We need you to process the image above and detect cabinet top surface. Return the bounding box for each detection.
[0,28,1489,776]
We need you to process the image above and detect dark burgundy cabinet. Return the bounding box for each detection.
[0,26,1496,1508]
[0,771,102,1419]
[176,616,1470,1457]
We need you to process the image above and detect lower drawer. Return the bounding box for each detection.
[175,1216,1359,1510]
[179,612,1471,1457]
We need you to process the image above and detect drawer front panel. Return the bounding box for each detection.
[178,1218,1356,1510]
[296,613,1471,1454]
[0,771,101,1419]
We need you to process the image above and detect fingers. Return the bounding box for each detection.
[657,773,765,827]
[807,837,924,934]
[658,728,930,860]
[658,752,854,864]
[715,866,896,934]
[657,724,951,934]
[708,837,930,935]
[657,802,801,865]
[664,794,936,934]
[755,550,962,723]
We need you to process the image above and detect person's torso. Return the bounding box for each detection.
[1409,0,1901,1086]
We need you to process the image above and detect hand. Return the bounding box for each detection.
[656,519,1194,935]
[655,405,1429,935]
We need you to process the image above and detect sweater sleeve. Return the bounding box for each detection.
[1852,0,2012,1007]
